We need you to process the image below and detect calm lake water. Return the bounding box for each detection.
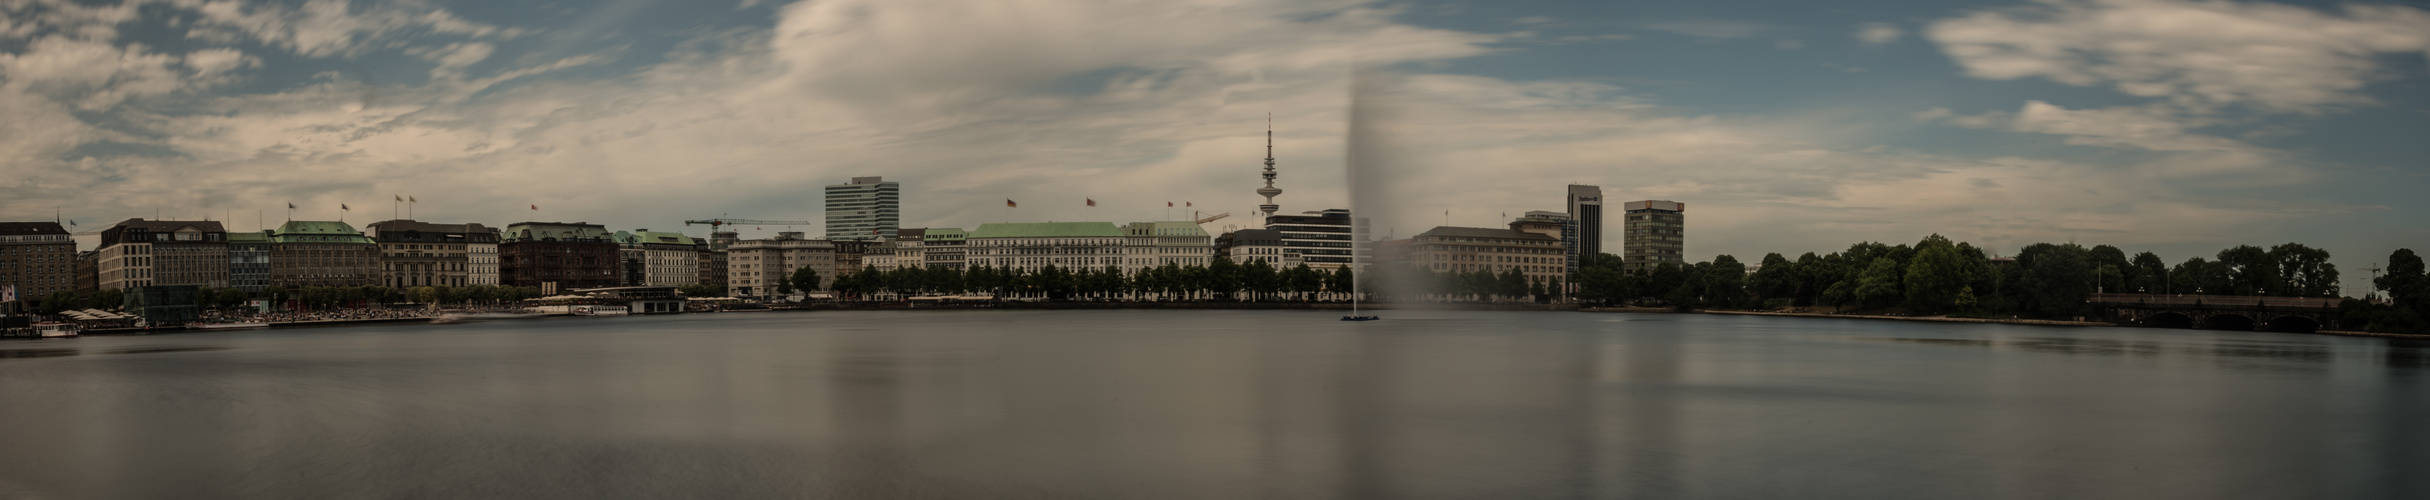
[2,310,2425,499]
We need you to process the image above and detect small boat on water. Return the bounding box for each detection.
[1341,315,1380,321]
[187,322,269,331]
[33,323,79,338]
[571,305,629,317]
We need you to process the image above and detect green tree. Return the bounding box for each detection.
[2268,243,2338,297]
[2377,249,2427,313]
[2214,245,2279,296]
[2129,252,2169,294]
[790,266,822,293]
[1853,258,1903,310]
[2017,243,2092,318]
[1902,235,1972,314]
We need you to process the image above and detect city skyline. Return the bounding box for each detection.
[4,0,2428,296]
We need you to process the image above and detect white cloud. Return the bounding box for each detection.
[174,0,510,58]
[1855,22,1902,45]
[1927,0,2430,113]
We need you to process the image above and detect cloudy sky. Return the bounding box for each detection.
[4,0,2427,292]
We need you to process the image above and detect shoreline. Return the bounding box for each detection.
[1692,309,2430,340]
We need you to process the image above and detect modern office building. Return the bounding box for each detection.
[365,220,499,288]
[97,219,229,290]
[1396,225,1566,284]
[725,232,836,297]
[1566,185,1603,259]
[499,222,619,293]
[825,176,901,241]
[922,228,967,270]
[1512,211,1577,275]
[1216,228,1294,267]
[266,221,382,288]
[226,231,272,292]
[966,222,1126,271]
[1121,221,1213,273]
[0,222,76,303]
[614,229,702,288]
[1266,209,1358,269]
[1622,200,1686,272]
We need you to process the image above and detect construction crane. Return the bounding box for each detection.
[684,218,813,231]
[1194,212,1229,224]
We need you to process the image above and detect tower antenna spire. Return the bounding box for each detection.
[1256,114,1282,224]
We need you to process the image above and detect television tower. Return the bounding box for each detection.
[1256,115,1282,222]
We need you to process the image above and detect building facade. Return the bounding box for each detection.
[966,222,1126,271]
[1399,225,1566,284]
[1216,228,1296,267]
[0,222,76,303]
[1514,211,1577,276]
[1122,221,1213,273]
[98,219,229,290]
[697,248,727,293]
[1567,185,1603,259]
[365,220,498,288]
[614,230,702,288]
[226,231,272,292]
[824,176,901,241]
[267,221,381,288]
[922,228,966,270]
[1622,200,1686,272]
[725,232,835,298]
[1267,209,1358,269]
[500,222,619,293]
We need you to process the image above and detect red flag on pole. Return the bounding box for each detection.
[1086,198,1096,207]
[530,204,538,210]
[1186,202,1192,207]
[1006,199,1018,207]
[1167,201,1174,207]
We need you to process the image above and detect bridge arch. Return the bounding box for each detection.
[2199,313,2256,331]
[2142,312,2194,329]
[2263,315,2321,334]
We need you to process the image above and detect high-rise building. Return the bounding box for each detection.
[1266,209,1358,269]
[1622,200,1685,272]
[1256,124,1283,221]
[825,176,901,241]
[1566,185,1603,259]
[0,222,76,303]
[98,219,229,290]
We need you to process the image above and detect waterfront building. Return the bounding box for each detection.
[365,220,498,288]
[500,222,619,294]
[1512,211,1577,275]
[1622,200,1686,272]
[98,219,229,290]
[1122,221,1213,273]
[1267,209,1358,269]
[863,239,897,270]
[613,229,702,288]
[226,231,272,292]
[1399,225,1566,283]
[73,251,98,293]
[884,228,927,269]
[1567,184,1603,260]
[0,222,76,303]
[825,176,901,241]
[1216,228,1295,267]
[967,222,1125,271]
[725,232,835,298]
[267,221,381,288]
[698,247,728,292]
[922,228,967,270]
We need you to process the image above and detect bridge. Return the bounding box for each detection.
[2090,293,2346,333]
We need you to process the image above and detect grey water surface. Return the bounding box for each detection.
[2,310,2424,499]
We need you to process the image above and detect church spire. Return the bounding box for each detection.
[1257,114,1282,222]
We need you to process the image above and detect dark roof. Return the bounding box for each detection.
[0,221,68,235]
[111,219,226,232]
[1415,226,1557,241]
[1224,229,1284,246]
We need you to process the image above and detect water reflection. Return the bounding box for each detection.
[0,311,2423,498]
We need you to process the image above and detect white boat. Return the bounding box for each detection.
[188,322,270,330]
[33,323,78,338]
[570,305,629,317]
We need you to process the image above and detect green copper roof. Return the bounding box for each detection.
[616,230,697,246]
[968,222,1122,238]
[923,228,966,241]
[270,221,372,244]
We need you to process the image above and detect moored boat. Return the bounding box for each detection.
[33,323,78,338]
[187,322,269,331]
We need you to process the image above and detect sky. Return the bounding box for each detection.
[2,0,2427,294]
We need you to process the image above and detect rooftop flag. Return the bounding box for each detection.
[530,204,538,210]
[1006,199,1018,208]
[1086,198,1096,207]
